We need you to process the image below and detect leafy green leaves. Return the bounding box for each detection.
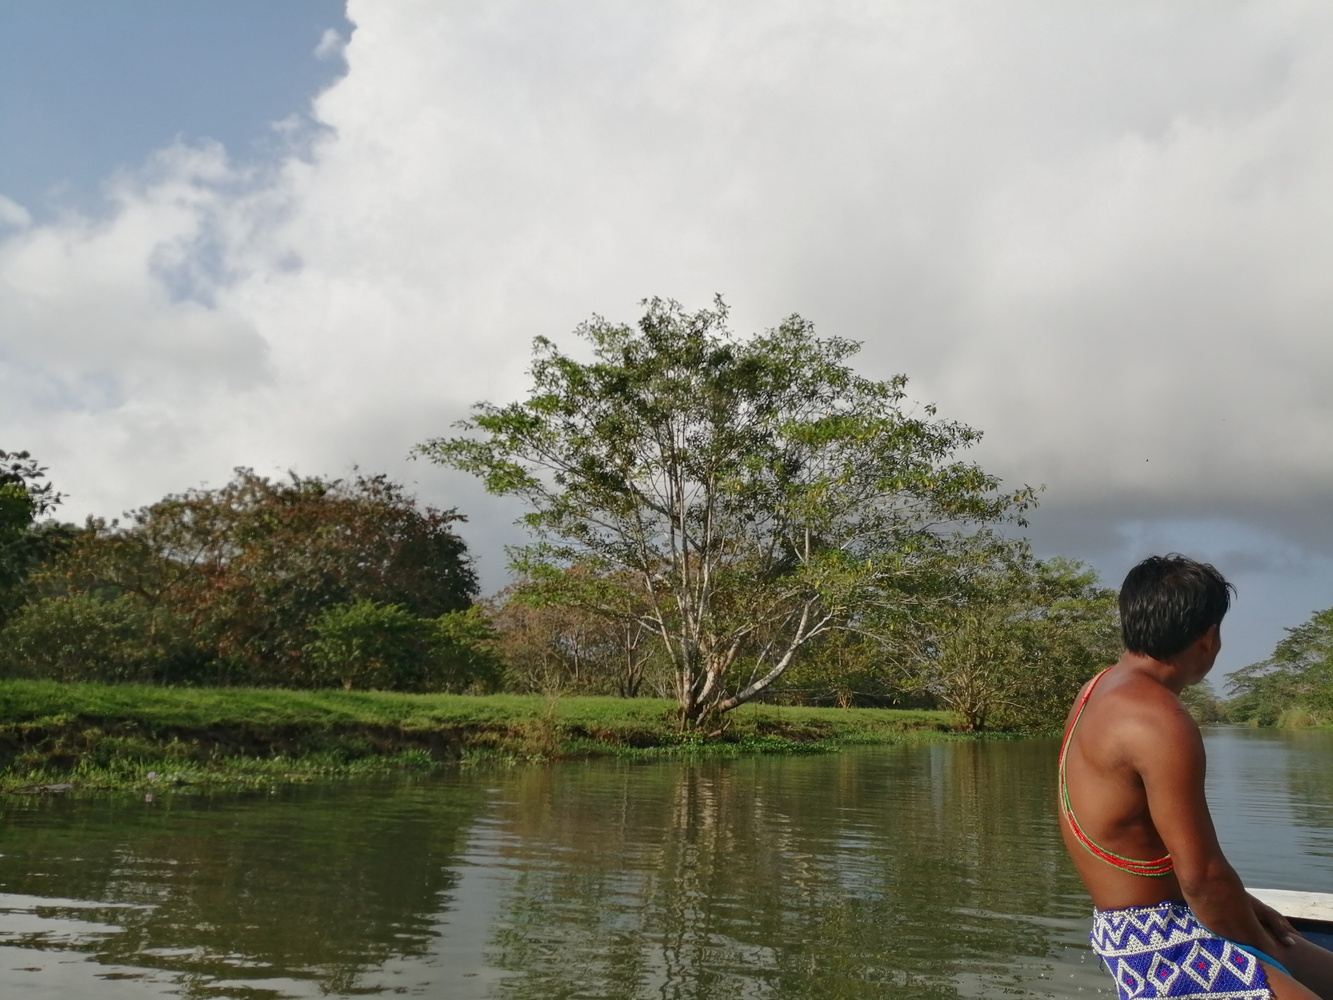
[306,601,500,693]
[0,451,67,625]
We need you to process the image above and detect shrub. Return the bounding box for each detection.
[431,607,503,693]
[305,600,436,691]
[0,594,205,683]
[304,601,502,692]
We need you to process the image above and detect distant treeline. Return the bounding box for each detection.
[1208,607,1333,728]
[1,452,1120,732]
[3,451,1328,732]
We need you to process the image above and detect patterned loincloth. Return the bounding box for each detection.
[1090,902,1274,999]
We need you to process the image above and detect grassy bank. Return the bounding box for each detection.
[0,680,958,793]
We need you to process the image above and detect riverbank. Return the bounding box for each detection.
[0,680,957,793]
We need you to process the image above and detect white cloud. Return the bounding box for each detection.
[2,0,1333,662]
[0,195,31,230]
[313,27,345,62]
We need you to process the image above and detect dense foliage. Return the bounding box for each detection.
[423,298,1036,726]
[905,549,1120,732]
[486,568,662,698]
[1225,607,1333,727]
[774,540,1119,731]
[0,450,75,626]
[0,467,488,691]
[306,601,501,693]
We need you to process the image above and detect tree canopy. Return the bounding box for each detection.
[891,543,1119,731]
[421,297,1036,726]
[5,468,483,689]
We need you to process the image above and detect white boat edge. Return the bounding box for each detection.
[1249,888,1333,923]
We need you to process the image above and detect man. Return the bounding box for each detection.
[1059,554,1333,1000]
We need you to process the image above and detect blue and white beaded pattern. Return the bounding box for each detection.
[1090,903,1272,999]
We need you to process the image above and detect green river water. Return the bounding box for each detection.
[1,727,1331,999]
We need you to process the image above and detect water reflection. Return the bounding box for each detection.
[1205,727,1333,888]
[1,730,1321,999]
[472,743,1099,999]
[0,779,486,997]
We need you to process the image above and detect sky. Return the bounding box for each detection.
[2,1,1331,679]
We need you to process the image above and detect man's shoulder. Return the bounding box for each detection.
[1105,674,1199,747]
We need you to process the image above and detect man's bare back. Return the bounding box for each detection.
[1060,555,1333,1000]
[1060,666,1197,909]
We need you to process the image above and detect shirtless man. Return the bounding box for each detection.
[1059,554,1333,1000]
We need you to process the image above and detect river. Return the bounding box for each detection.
[1,727,1330,999]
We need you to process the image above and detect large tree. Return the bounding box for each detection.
[421,297,1034,727]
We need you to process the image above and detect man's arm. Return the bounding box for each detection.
[1136,701,1281,952]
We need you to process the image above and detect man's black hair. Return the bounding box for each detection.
[1119,554,1235,660]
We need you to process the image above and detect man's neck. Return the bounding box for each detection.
[1118,652,1194,694]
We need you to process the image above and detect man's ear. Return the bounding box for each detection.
[1200,624,1221,655]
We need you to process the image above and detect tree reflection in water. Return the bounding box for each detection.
[481,743,1093,1000]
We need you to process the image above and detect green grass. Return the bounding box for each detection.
[0,680,958,793]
